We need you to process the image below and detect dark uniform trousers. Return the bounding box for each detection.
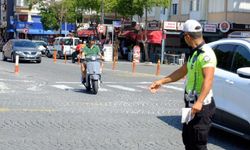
[182,98,216,150]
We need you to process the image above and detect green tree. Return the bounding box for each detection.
[134,0,171,62]
[39,0,77,34]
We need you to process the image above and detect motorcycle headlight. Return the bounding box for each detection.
[91,56,96,61]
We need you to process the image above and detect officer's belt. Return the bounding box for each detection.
[185,93,212,107]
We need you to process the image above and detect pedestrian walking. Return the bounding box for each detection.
[149,19,217,150]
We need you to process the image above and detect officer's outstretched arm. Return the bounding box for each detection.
[149,63,187,93]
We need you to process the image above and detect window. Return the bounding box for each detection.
[172,3,178,15]
[16,0,28,7]
[161,7,166,15]
[181,0,190,14]
[213,44,236,71]
[209,0,224,12]
[190,0,200,11]
[74,39,80,45]
[63,39,73,45]
[231,45,250,73]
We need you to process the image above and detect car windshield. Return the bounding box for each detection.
[14,41,37,48]
[35,41,47,47]
[62,39,73,45]
[75,39,80,45]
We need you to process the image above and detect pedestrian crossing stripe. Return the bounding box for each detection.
[106,85,140,92]
[55,81,184,85]
[162,85,184,91]
[50,84,184,92]
[51,85,74,90]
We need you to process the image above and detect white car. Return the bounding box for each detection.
[208,38,250,140]
[53,37,80,58]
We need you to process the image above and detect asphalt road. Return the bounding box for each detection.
[0,54,249,150]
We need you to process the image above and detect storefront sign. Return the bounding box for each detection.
[103,44,113,62]
[241,32,250,37]
[113,21,121,28]
[177,22,184,31]
[219,21,230,33]
[164,21,177,30]
[147,20,160,30]
[204,24,217,33]
[232,23,250,31]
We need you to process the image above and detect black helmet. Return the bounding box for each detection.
[89,35,97,41]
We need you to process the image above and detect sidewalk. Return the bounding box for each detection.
[103,60,181,77]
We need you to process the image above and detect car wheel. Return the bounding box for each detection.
[37,60,41,63]
[56,53,60,59]
[47,52,52,58]
[11,53,15,63]
[45,50,49,57]
[2,52,7,61]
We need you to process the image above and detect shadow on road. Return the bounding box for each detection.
[71,88,97,95]
[157,115,182,131]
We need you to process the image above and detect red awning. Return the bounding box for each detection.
[137,30,163,44]
[77,29,96,37]
[119,30,137,40]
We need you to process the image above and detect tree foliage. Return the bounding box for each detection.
[39,0,77,31]
[36,0,170,32]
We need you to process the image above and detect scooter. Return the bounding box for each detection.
[81,55,102,94]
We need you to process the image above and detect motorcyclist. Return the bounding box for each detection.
[71,40,85,63]
[80,36,102,83]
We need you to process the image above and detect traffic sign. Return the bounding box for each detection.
[97,24,105,33]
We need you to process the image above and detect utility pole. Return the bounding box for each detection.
[225,0,228,21]
[101,0,104,24]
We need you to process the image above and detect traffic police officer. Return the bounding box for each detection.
[149,19,217,150]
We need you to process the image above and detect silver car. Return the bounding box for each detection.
[208,38,250,140]
[2,39,42,63]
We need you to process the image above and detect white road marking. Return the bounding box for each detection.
[51,85,74,90]
[55,81,184,85]
[27,82,46,91]
[98,88,109,92]
[136,85,149,89]
[56,81,79,84]
[162,85,184,91]
[0,82,9,90]
[0,78,34,83]
[106,85,140,92]
[0,82,9,93]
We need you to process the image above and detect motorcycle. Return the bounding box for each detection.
[81,55,102,94]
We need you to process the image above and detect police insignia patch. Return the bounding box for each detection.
[204,56,210,62]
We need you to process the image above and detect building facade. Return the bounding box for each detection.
[168,0,250,34]
[6,0,75,41]
[0,0,7,39]
[163,0,250,51]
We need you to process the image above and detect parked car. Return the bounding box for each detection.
[208,38,250,140]
[2,39,42,63]
[53,37,80,59]
[32,40,48,55]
